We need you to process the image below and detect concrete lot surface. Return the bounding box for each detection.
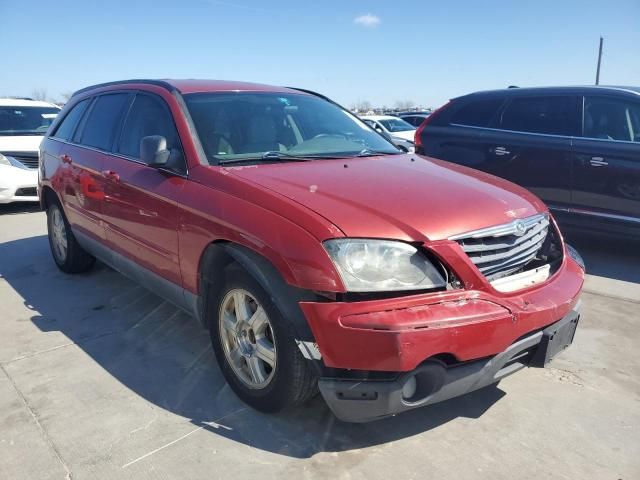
[1,202,639,480]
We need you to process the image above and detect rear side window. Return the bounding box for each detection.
[451,98,503,127]
[77,93,130,150]
[584,96,640,142]
[52,99,90,141]
[403,116,427,127]
[117,94,181,158]
[500,96,579,136]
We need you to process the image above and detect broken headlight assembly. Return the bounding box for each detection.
[323,239,446,292]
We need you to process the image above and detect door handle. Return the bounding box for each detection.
[60,154,72,164]
[589,156,608,167]
[494,146,511,156]
[102,170,120,182]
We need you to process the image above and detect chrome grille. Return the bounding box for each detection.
[450,214,550,280]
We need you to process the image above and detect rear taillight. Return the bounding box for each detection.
[414,100,452,152]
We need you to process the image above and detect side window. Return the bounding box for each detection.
[368,121,384,133]
[584,96,640,142]
[52,99,90,141]
[500,96,579,136]
[117,94,182,159]
[451,98,503,127]
[77,93,130,150]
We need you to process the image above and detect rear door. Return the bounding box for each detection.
[570,94,640,230]
[481,95,580,207]
[101,91,187,287]
[56,94,131,241]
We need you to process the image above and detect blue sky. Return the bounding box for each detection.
[1,0,639,108]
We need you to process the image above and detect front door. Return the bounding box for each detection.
[570,95,640,231]
[101,92,187,287]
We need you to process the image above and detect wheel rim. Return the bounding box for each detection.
[219,288,277,389]
[50,208,68,263]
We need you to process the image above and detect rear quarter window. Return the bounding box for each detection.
[52,99,90,141]
[450,98,504,127]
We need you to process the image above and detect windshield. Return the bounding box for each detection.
[184,92,400,164]
[378,118,415,133]
[0,106,60,136]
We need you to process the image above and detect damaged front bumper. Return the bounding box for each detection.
[319,306,580,423]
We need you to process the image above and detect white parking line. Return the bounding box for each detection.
[121,407,247,469]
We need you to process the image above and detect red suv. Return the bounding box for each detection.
[39,80,584,422]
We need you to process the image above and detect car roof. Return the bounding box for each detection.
[0,98,61,108]
[456,85,640,101]
[72,79,308,97]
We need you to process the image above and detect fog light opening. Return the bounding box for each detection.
[400,362,447,405]
[401,376,417,400]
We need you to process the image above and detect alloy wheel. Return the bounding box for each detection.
[218,288,277,389]
[50,208,68,263]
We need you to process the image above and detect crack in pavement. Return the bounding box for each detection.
[3,301,176,366]
[582,288,640,305]
[0,364,73,479]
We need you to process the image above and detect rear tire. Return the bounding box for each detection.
[209,264,317,413]
[46,202,95,273]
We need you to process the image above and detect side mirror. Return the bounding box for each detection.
[140,135,170,167]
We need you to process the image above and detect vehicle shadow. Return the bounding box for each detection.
[1,234,509,458]
[562,228,640,284]
[0,202,41,215]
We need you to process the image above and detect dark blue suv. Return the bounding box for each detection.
[416,86,640,237]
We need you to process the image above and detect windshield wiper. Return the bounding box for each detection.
[217,149,401,165]
[218,151,313,165]
[355,148,402,157]
[261,151,313,161]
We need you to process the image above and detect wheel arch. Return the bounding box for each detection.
[40,185,60,211]
[197,241,320,361]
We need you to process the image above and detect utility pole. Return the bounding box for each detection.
[595,36,603,85]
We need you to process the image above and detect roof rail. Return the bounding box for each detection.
[285,87,333,102]
[72,79,177,97]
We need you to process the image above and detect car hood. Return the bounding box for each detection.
[0,135,44,153]
[226,154,547,241]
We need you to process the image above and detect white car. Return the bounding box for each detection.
[0,98,60,204]
[360,115,417,152]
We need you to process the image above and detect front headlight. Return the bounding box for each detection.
[324,239,446,292]
[0,153,11,166]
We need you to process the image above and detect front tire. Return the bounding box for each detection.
[46,202,95,273]
[209,264,317,413]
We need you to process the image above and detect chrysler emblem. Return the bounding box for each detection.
[513,220,527,236]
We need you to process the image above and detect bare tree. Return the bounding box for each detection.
[395,100,414,111]
[31,88,48,101]
[356,100,372,113]
[60,91,74,103]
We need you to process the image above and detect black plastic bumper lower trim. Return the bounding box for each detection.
[319,307,580,423]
